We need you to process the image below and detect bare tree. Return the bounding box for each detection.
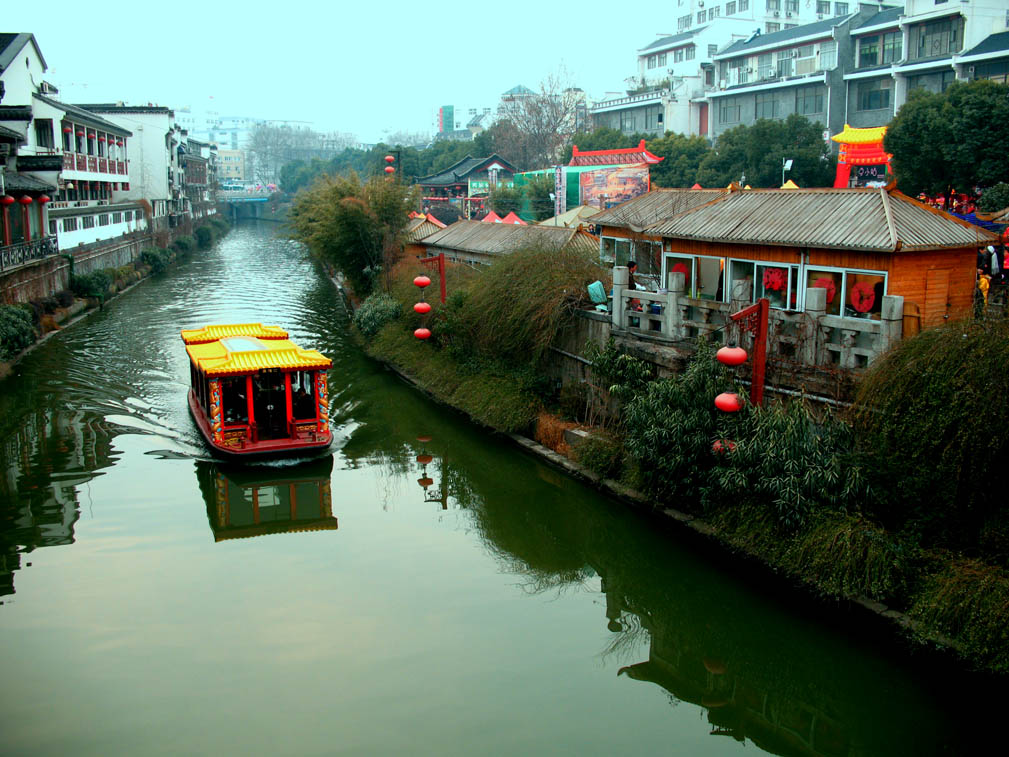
[248,124,356,183]
[496,71,586,170]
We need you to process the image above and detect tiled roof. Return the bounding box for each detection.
[502,84,535,97]
[853,5,903,31]
[0,123,24,141]
[719,15,847,57]
[639,28,702,53]
[405,214,446,243]
[2,172,56,192]
[0,105,33,122]
[962,31,1009,58]
[569,139,663,166]
[181,323,288,344]
[416,154,516,186]
[0,33,46,73]
[591,188,729,232]
[645,188,998,252]
[420,220,598,256]
[35,95,132,136]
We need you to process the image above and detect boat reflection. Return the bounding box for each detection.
[195,455,337,542]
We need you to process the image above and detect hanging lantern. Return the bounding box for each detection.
[384,155,395,163]
[416,435,432,443]
[414,327,432,340]
[414,301,432,314]
[116,140,123,146]
[413,275,431,288]
[99,136,107,143]
[417,477,434,488]
[0,195,14,206]
[384,166,395,174]
[38,195,51,205]
[62,125,73,134]
[65,182,75,191]
[716,345,748,366]
[19,195,33,205]
[416,454,433,465]
[76,129,84,136]
[712,439,737,454]
[714,392,743,412]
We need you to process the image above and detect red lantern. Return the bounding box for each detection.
[714,392,743,412]
[849,281,875,313]
[62,125,73,133]
[414,301,432,314]
[38,195,51,205]
[418,477,434,488]
[117,140,123,146]
[0,195,14,206]
[99,136,107,143]
[76,130,84,136]
[416,435,432,443]
[19,195,33,205]
[716,346,747,366]
[414,327,432,340]
[384,155,395,163]
[384,166,395,174]
[416,454,433,464]
[712,439,737,454]
[413,275,431,288]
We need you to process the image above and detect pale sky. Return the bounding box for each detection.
[8,1,657,144]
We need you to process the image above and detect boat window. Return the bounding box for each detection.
[221,377,248,425]
[291,371,316,420]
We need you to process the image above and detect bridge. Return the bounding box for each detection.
[218,189,273,220]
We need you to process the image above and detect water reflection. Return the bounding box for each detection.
[195,456,337,542]
[0,405,120,600]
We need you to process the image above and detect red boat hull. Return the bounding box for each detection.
[188,390,332,460]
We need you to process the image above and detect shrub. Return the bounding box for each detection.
[172,235,195,253]
[140,247,171,274]
[71,270,112,299]
[573,431,626,480]
[978,183,1009,213]
[55,289,74,308]
[0,304,36,360]
[194,226,215,249]
[208,216,230,234]
[353,292,402,338]
[623,340,742,507]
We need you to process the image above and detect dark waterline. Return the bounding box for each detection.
[0,222,997,755]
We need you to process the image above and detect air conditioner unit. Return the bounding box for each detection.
[786,11,792,17]
[746,67,754,73]
[774,11,780,17]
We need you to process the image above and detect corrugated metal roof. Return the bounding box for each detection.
[645,188,999,252]
[405,216,446,243]
[181,323,288,344]
[592,189,729,232]
[420,220,598,255]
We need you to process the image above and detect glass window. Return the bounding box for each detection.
[686,46,695,60]
[859,35,880,67]
[695,257,726,300]
[767,0,781,10]
[882,31,902,63]
[786,0,798,11]
[756,264,790,309]
[633,241,661,283]
[648,55,657,69]
[675,48,685,63]
[806,269,843,315]
[291,371,317,420]
[221,377,249,425]
[816,0,830,12]
[729,260,756,302]
[844,271,886,318]
[758,53,774,80]
[766,22,781,33]
[796,85,825,114]
[835,2,848,15]
[719,97,742,123]
[698,11,705,23]
[664,254,694,293]
[739,0,748,9]
[820,40,837,69]
[658,53,667,66]
[708,43,719,56]
[756,92,779,119]
[858,78,892,111]
[726,1,737,13]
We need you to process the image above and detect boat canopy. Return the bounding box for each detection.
[182,323,332,377]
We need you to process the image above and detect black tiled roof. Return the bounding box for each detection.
[35,95,132,136]
[0,123,23,141]
[853,6,902,31]
[962,31,1009,58]
[640,28,702,53]
[719,15,847,56]
[0,105,32,122]
[416,154,517,186]
[3,172,56,192]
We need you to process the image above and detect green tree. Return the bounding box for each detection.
[487,183,524,216]
[288,172,418,297]
[885,80,1009,199]
[698,114,835,188]
[524,174,556,221]
[646,133,714,187]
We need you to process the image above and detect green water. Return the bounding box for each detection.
[0,223,995,755]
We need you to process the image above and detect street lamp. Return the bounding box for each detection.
[781,158,793,186]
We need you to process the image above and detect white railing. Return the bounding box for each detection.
[610,267,903,370]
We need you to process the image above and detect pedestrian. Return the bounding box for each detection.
[627,260,639,291]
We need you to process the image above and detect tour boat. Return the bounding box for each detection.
[181,323,333,459]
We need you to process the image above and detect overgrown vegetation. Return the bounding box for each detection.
[71,270,113,299]
[140,247,173,275]
[0,305,35,360]
[978,182,1009,213]
[353,292,402,338]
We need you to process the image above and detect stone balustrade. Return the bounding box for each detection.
[610,266,903,370]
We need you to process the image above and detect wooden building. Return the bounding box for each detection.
[644,186,998,328]
[403,212,446,258]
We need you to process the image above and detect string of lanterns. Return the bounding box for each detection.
[414,275,432,340]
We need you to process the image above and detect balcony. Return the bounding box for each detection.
[0,236,59,272]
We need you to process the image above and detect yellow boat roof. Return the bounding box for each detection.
[182,324,331,377]
[181,322,289,344]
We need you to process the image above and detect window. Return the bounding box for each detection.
[678,14,692,30]
[34,119,54,149]
[712,6,721,17]
[795,44,816,74]
[63,217,78,232]
[726,1,737,13]
[686,46,695,60]
[786,0,798,12]
[620,112,636,132]
[113,212,122,223]
[648,55,657,69]
[915,18,960,59]
[709,44,719,56]
[835,2,848,15]
[739,0,748,9]
[882,31,902,63]
[719,97,742,123]
[675,48,685,63]
[601,237,632,266]
[859,35,880,67]
[124,210,133,221]
[49,219,58,236]
[758,53,774,79]
[634,241,662,283]
[82,216,95,229]
[806,268,886,318]
[698,11,705,23]
[820,40,837,68]
[767,0,781,10]
[658,53,667,66]
[796,85,825,114]
[776,50,793,77]
[646,109,662,130]
[755,92,779,119]
[857,78,892,110]
[816,0,830,11]
[766,22,781,33]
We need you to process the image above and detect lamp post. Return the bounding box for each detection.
[781,158,793,186]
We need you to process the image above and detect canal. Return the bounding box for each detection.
[0,222,996,755]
